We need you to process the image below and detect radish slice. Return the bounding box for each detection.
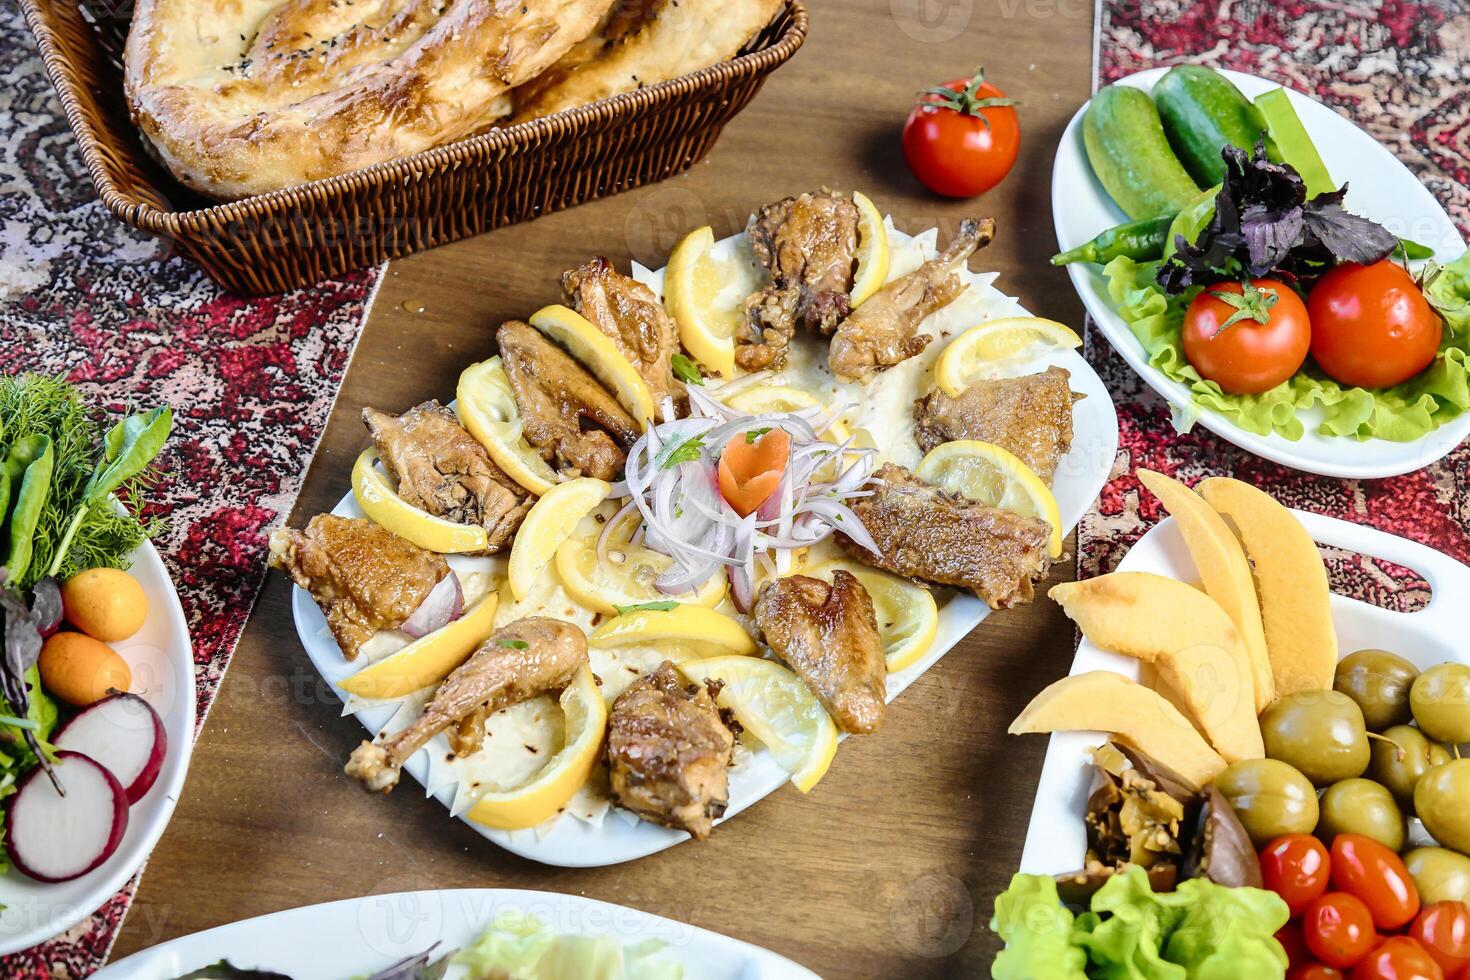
[6,750,128,882]
[399,571,463,638]
[53,692,168,804]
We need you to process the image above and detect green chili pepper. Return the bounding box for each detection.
[1398,238,1436,261]
[47,406,171,578]
[1051,214,1175,266]
[3,434,54,584]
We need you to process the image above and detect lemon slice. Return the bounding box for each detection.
[850,191,891,308]
[528,305,657,427]
[589,605,756,656]
[724,384,853,444]
[914,440,1064,558]
[934,317,1084,396]
[507,478,610,600]
[351,449,489,553]
[803,560,938,672]
[678,655,838,794]
[456,356,558,496]
[664,226,741,379]
[339,593,499,699]
[554,532,726,615]
[465,665,607,830]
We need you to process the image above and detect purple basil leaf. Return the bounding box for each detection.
[4,605,41,681]
[1301,185,1399,265]
[29,578,61,637]
[1240,203,1304,275]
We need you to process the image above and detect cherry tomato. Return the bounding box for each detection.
[902,67,1020,198]
[1332,834,1421,931]
[1281,921,1316,969]
[1306,892,1380,969]
[1352,936,1445,980]
[1293,966,1348,980]
[1182,278,1312,394]
[1266,835,1334,917]
[1308,259,1442,388]
[1411,903,1470,974]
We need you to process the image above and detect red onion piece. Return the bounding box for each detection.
[400,571,463,638]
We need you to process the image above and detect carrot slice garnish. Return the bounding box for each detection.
[718,428,790,518]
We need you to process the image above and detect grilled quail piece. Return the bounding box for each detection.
[268,515,449,660]
[345,618,587,794]
[737,189,861,371]
[753,570,886,734]
[562,256,686,414]
[828,218,994,381]
[836,463,1051,608]
[606,660,735,838]
[913,366,1080,486]
[362,401,532,552]
[496,320,640,480]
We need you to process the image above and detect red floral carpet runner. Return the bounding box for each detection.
[1084,0,1470,595]
[0,6,375,973]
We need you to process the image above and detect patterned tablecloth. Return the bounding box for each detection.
[0,3,378,973]
[1084,0,1470,595]
[1,0,1467,974]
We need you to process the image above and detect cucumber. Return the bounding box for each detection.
[1083,85,1202,220]
[1152,66,1270,187]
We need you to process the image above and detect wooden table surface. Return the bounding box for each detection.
[112,2,1098,974]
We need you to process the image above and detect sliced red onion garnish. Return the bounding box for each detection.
[400,571,463,638]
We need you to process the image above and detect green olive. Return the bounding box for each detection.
[1260,690,1371,786]
[1334,649,1419,731]
[1316,778,1406,851]
[1416,758,1470,854]
[1369,724,1449,812]
[1405,847,1470,904]
[1214,758,1320,849]
[1411,664,1470,744]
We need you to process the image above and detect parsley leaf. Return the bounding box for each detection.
[656,433,705,469]
[497,638,530,649]
[671,353,704,386]
[614,600,680,615]
[744,426,773,444]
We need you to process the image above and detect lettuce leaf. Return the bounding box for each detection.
[1163,878,1290,980]
[990,874,1086,980]
[1103,252,1470,442]
[451,909,682,980]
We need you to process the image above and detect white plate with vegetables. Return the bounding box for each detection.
[1017,492,1469,880]
[96,888,819,979]
[0,377,191,955]
[1053,66,1469,478]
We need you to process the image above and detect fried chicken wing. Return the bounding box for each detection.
[496,320,639,480]
[607,660,735,839]
[562,256,686,413]
[754,570,886,734]
[913,366,1081,486]
[268,515,449,660]
[837,463,1052,608]
[345,617,588,793]
[363,401,532,552]
[828,218,995,381]
[737,189,861,371]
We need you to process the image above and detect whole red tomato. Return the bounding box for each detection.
[1182,278,1312,394]
[1266,835,1334,917]
[902,67,1020,198]
[1308,259,1442,388]
[1411,903,1470,974]
[1306,892,1380,970]
[1332,835,1421,931]
[1281,921,1316,969]
[1352,936,1445,980]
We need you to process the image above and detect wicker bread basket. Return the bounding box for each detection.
[20,0,807,295]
